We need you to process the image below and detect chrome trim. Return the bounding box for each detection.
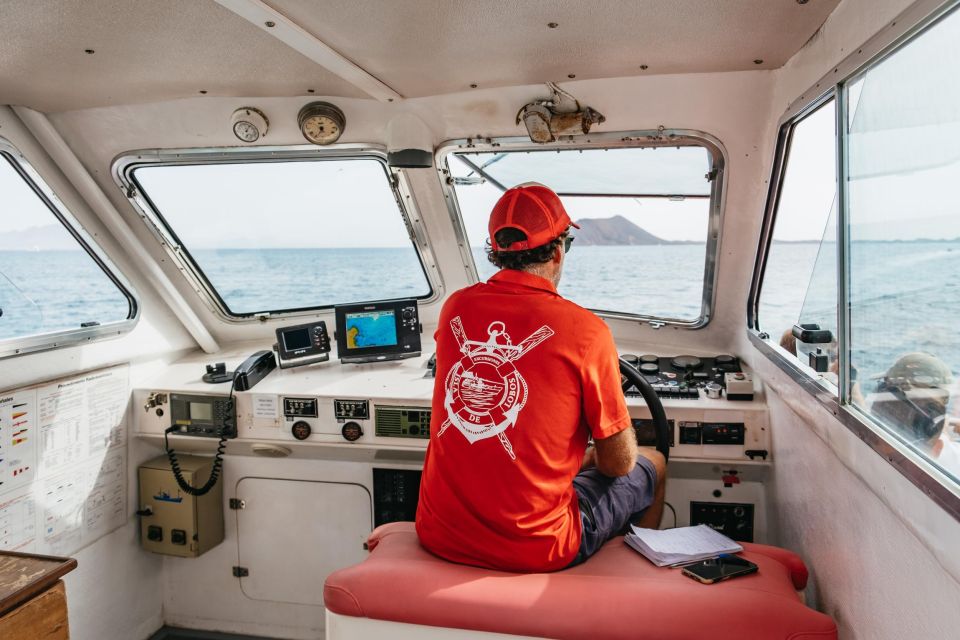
[112,144,442,324]
[434,130,728,329]
[0,138,139,360]
[748,0,960,522]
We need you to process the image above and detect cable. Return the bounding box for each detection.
[663,501,678,529]
[164,371,237,496]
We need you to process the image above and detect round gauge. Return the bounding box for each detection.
[230,107,269,143]
[291,420,312,441]
[298,101,346,145]
[341,421,363,442]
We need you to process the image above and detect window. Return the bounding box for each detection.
[442,137,723,324]
[755,99,838,380]
[844,7,960,483]
[126,155,432,316]
[751,3,960,505]
[0,145,134,350]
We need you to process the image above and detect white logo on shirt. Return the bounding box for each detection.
[437,317,554,460]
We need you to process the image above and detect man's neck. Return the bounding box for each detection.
[522,263,560,288]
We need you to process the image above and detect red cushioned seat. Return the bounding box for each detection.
[324,522,837,640]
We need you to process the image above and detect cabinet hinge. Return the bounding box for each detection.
[232,566,249,578]
[229,498,245,510]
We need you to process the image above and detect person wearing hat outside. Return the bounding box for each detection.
[416,183,666,572]
[871,352,959,470]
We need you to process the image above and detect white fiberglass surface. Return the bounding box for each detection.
[132,157,431,315]
[447,146,714,321]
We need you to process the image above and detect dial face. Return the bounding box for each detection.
[233,120,260,143]
[302,115,341,145]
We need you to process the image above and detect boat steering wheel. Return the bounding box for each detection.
[619,358,670,463]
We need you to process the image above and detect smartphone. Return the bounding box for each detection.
[681,554,758,584]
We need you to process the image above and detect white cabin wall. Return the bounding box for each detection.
[0,106,198,639]
[735,0,960,637]
[49,68,777,354]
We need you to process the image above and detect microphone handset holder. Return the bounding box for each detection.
[164,350,277,496]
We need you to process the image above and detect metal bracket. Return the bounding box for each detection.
[229,498,245,510]
[232,566,249,578]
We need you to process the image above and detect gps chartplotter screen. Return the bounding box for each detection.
[345,310,398,349]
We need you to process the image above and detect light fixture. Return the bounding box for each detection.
[516,82,605,144]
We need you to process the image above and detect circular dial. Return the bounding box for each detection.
[298,102,346,145]
[341,421,363,442]
[233,120,260,142]
[291,420,312,441]
[230,107,268,143]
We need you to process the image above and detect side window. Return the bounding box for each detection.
[753,4,960,497]
[844,7,960,482]
[0,148,134,350]
[756,99,838,381]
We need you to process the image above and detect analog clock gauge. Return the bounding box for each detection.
[298,101,346,145]
[230,107,268,143]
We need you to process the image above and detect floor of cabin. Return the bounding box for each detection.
[150,628,282,640]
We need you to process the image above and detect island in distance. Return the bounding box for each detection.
[573,215,686,245]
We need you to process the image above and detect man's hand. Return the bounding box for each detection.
[593,425,639,477]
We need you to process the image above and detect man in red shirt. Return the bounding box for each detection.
[416,183,666,572]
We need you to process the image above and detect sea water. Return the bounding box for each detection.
[1,242,958,383]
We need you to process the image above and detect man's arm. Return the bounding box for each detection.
[592,426,638,477]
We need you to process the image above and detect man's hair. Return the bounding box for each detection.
[486,227,565,270]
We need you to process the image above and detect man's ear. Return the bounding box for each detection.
[551,244,563,264]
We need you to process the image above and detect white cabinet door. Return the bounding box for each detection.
[236,478,371,605]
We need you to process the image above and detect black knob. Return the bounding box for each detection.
[342,421,363,442]
[292,421,312,440]
[402,307,415,320]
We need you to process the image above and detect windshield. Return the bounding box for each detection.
[131,157,432,315]
[447,143,719,322]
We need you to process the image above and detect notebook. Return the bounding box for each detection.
[624,524,743,567]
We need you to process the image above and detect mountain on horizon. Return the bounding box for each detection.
[0,224,79,251]
[572,215,669,246]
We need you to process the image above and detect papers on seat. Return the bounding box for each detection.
[624,524,743,567]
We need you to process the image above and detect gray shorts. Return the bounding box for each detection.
[568,457,658,567]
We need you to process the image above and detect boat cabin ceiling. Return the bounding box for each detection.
[0,1,959,639]
[0,0,843,110]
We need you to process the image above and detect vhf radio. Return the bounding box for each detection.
[169,393,237,438]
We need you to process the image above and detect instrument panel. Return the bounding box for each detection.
[134,346,768,462]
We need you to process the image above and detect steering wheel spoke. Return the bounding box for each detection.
[618,357,670,462]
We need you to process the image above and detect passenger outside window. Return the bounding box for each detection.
[0,153,132,342]
[844,9,960,481]
[131,158,431,315]
[447,145,716,322]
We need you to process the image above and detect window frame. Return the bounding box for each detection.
[436,130,728,329]
[112,145,443,322]
[748,0,960,522]
[0,138,138,360]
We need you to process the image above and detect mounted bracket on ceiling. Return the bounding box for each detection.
[515,82,605,143]
[213,0,402,103]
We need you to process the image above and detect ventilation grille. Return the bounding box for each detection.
[376,407,404,437]
[375,406,431,439]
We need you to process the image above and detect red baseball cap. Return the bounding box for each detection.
[488,183,579,251]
